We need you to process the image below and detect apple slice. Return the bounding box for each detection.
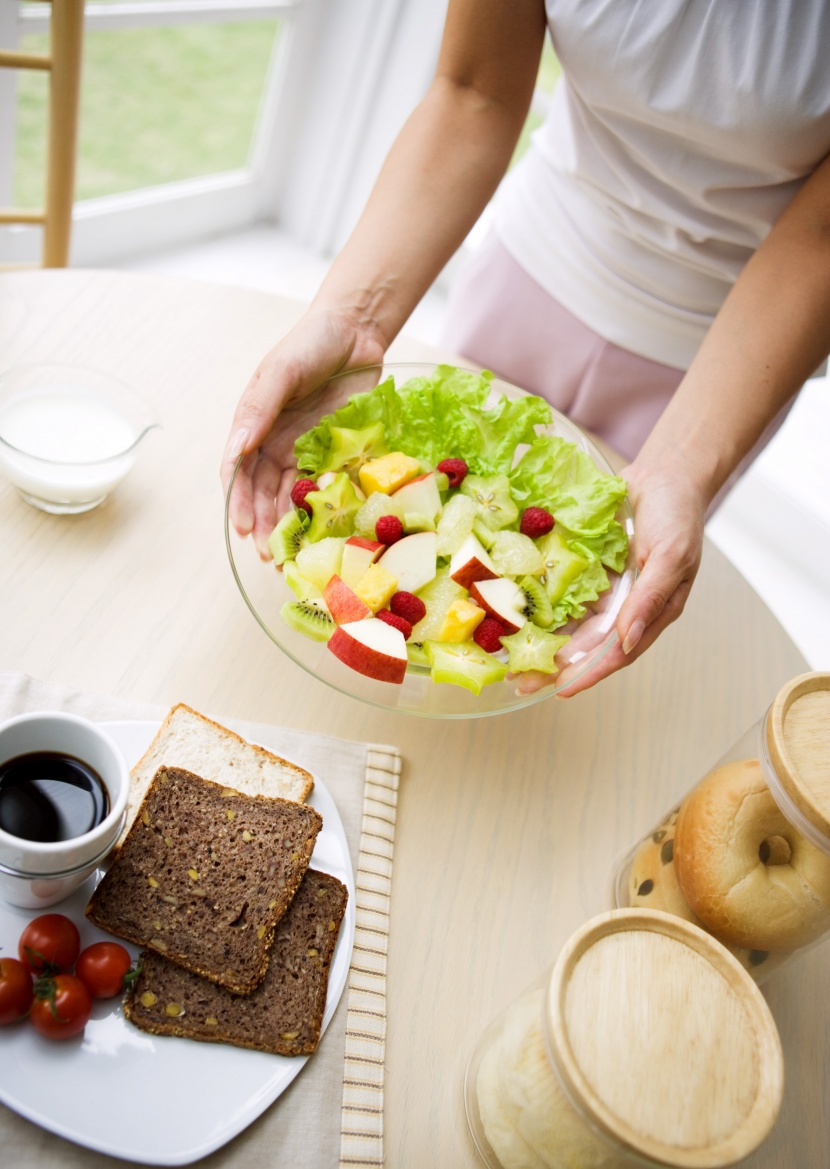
[469,577,526,634]
[328,617,408,684]
[377,531,437,594]
[340,535,385,589]
[391,471,442,526]
[322,574,373,624]
[449,533,498,591]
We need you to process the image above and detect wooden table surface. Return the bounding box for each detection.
[0,269,822,1169]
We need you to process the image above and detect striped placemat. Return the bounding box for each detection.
[339,745,401,1169]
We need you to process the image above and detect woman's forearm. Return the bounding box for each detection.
[310,0,547,350]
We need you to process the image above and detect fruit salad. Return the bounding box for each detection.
[268,365,629,694]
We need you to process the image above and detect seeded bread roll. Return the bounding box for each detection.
[674,759,830,951]
[124,869,348,1056]
[628,811,703,924]
[118,703,314,847]
[87,767,322,993]
[628,809,791,980]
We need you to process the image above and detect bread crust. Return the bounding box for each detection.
[118,704,314,847]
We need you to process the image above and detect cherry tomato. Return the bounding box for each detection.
[18,913,81,974]
[29,973,91,1040]
[76,941,133,999]
[0,957,33,1025]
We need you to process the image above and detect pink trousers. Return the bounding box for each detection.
[439,232,684,463]
[439,232,793,504]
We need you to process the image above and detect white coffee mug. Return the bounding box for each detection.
[0,711,129,908]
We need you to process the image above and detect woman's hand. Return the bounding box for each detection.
[220,308,386,559]
[516,458,707,698]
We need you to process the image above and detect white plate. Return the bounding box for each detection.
[0,720,356,1165]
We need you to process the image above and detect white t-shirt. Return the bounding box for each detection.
[494,0,830,369]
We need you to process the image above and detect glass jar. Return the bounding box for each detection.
[614,672,830,983]
[465,909,783,1169]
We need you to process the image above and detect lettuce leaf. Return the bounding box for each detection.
[508,436,628,539]
[569,520,630,574]
[549,557,611,627]
[294,365,552,476]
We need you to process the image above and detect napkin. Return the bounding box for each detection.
[0,672,401,1169]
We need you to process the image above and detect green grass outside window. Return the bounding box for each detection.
[15,21,280,207]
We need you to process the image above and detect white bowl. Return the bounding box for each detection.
[0,712,130,908]
[0,363,159,514]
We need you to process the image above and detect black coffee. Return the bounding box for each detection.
[0,752,109,843]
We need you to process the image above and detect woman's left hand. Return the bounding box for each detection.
[516,458,707,698]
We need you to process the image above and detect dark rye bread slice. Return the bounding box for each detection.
[86,767,322,994]
[123,868,348,1056]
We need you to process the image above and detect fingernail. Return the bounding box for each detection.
[622,618,645,655]
[226,427,250,461]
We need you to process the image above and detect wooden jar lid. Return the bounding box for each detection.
[546,910,784,1168]
[765,671,830,842]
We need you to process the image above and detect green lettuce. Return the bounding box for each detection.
[508,436,628,539]
[549,557,611,627]
[294,365,552,476]
[292,367,630,633]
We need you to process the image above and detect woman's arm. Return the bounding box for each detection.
[557,150,830,696]
[221,0,547,553]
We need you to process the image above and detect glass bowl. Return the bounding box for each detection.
[225,363,636,719]
[0,362,160,514]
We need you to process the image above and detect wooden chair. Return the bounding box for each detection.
[0,0,85,267]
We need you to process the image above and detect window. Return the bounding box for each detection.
[15,14,283,205]
[1,0,319,265]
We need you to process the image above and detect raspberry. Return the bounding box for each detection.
[377,609,413,640]
[290,477,319,515]
[437,458,469,489]
[474,617,508,654]
[389,591,427,626]
[520,507,555,539]
[375,514,404,545]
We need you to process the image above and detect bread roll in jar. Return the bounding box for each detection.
[628,808,790,977]
[674,760,830,951]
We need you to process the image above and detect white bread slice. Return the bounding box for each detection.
[117,703,314,847]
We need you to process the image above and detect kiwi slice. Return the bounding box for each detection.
[406,641,430,668]
[269,510,308,565]
[424,640,508,695]
[499,624,570,674]
[280,598,334,642]
[460,473,519,532]
[306,472,363,541]
[317,421,388,477]
[517,575,554,628]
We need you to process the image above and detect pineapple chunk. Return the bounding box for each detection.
[353,562,399,613]
[437,598,486,643]
[359,452,422,496]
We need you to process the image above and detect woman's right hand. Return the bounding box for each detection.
[220,307,387,559]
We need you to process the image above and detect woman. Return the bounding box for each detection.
[222,0,830,696]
